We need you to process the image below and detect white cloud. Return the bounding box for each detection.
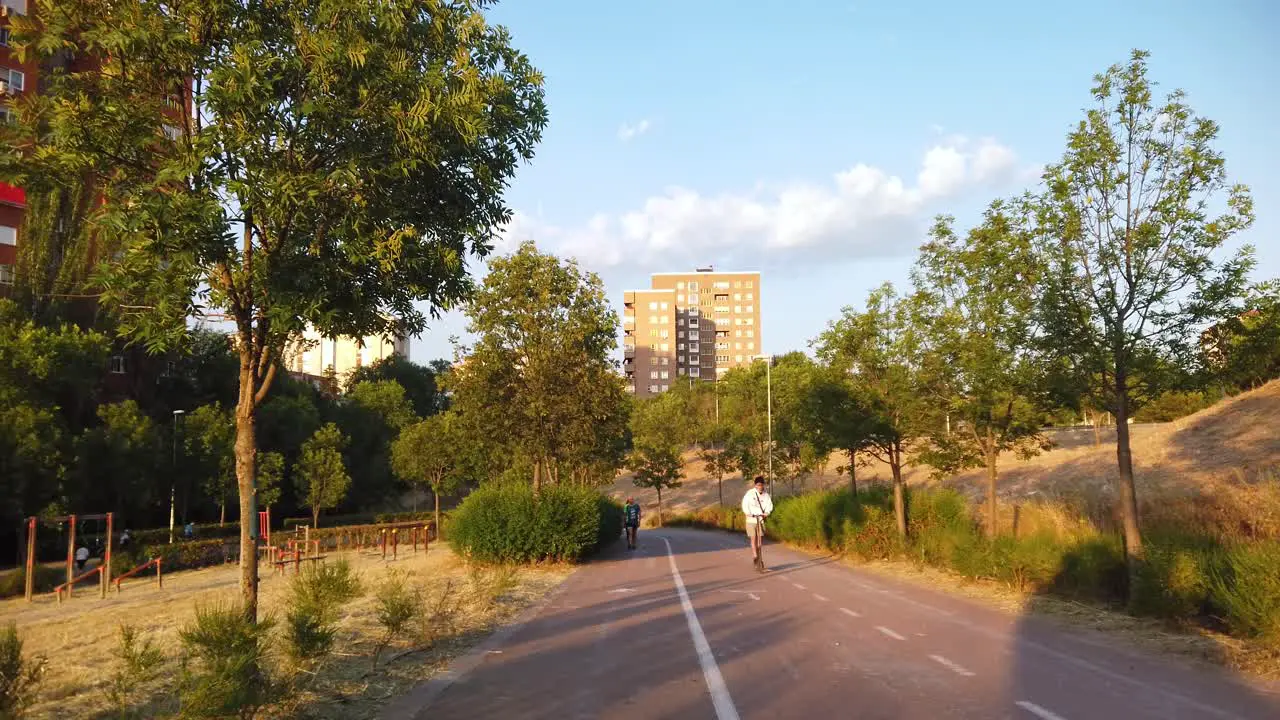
[500,135,1028,273]
[617,119,652,142]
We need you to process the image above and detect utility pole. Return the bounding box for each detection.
[170,409,184,543]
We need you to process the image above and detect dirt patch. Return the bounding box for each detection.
[3,544,572,719]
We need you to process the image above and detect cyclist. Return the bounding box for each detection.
[741,476,773,571]
[623,497,641,550]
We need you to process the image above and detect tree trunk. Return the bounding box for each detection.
[312,507,319,529]
[532,460,542,494]
[433,480,441,538]
[234,389,260,623]
[1091,410,1101,447]
[656,487,663,527]
[847,449,858,497]
[1113,371,1145,588]
[891,441,906,538]
[220,501,226,527]
[717,475,723,508]
[985,448,998,539]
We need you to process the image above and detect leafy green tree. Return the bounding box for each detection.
[628,448,684,527]
[338,380,418,509]
[256,452,285,511]
[1211,280,1280,390]
[296,424,351,529]
[391,413,467,531]
[449,242,628,491]
[1035,50,1255,576]
[72,401,161,520]
[0,402,64,527]
[815,284,932,537]
[914,202,1050,537]
[698,424,735,508]
[5,0,546,619]
[799,368,886,497]
[347,355,449,418]
[183,403,237,525]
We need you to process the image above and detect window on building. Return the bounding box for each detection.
[716,354,730,362]
[162,124,182,141]
[689,319,699,328]
[648,385,659,393]
[746,318,754,325]
[659,330,669,339]
[650,356,657,365]
[735,355,744,363]
[735,342,742,350]
[689,368,701,378]
[734,293,742,301]
[714,293,729,302]
[649,315,657,324]
[660,370,669,380]
[735,281,742,288]
[734,306,742,314]
[716,330,729,338]
[660,316,669,324]
[0,28,10,47]
[746,280,754,288]
[660,357,669,366]
[688,282,698,291]
[0,225,15,246]
[661,384,670,392]
[678,368,686,376]
[747,342,755,350]
[110,355,127,374]
[647,301,657,310]
[714,281,730,289]
[649,329,659,338]
[746,330,754,338]
[688,331,699,340]
[678,355,685,364]
[660,342,670,351]
[677,331,685,339]
[746,293,754,300]
[0,264,13,285]
[677,294,685,304]
[677,281,685,289]
[660,302,669,310]
[2,68,23,93]
[650,370,659,380]
[1,1,27,16]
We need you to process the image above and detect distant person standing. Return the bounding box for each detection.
[623,498,641,550]
[75,543,90,572]
[741,477,773,572]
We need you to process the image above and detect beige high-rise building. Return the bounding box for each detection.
[624,267,762,397]
[285,325,410,385]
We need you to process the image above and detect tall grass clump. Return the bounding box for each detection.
[0,623,44,720]
[177,604,277,719]
[372,571,419,670]
[1206,542,1280,646]
[450,483,615,563]
[106,624,166,716]
[283,559,362,664]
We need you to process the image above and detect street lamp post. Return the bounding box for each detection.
[170,409,184,543]
[753,355,773,491]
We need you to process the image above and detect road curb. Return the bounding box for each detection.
[380,568,579,720]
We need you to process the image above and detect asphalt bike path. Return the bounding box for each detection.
[390,528,1280,720]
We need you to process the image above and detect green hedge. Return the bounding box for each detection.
[755,486,1280,648]
[449,484,620,564]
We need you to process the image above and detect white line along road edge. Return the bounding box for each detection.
[1016,700,1069,720]
[663,537,742,720]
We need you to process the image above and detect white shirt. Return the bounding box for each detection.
[75,547,89,562]
[741,487,773,520]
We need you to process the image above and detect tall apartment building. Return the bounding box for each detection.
[284,326,411,385]
[0,0,33,284]
[624,267,762,397]
[0,0,191,289]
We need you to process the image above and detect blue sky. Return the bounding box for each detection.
[410,0,1280,364]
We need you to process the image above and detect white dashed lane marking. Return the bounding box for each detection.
[875,626,906,641]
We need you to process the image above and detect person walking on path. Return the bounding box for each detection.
[623,498,641,550]
[741,477,773,571]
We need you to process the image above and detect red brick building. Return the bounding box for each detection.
[0,0,34,282]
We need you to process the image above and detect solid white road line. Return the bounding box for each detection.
[813,593,829,602]
[839,607,862,618]
[663,538,741,720]
[1016,700,1068,720]
[929,654,975,677]
[875,625,906,641]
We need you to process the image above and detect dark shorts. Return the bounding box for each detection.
[625,521,639,529]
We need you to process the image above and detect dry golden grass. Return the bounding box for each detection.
[612,380,1280,531]
[1,544,571,719]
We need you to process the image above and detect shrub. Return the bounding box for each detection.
[1129,536,1217,620]
[283,559,362,663]
[449,484,614,564]
[106,624,166,714]
[1052,535,1128,604]
[177,604,277,719]
[140,538,237,573]
[372,571,419,669]
[1206,542,1280,645]
[0,623,44,719]
[0,566,65,600]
